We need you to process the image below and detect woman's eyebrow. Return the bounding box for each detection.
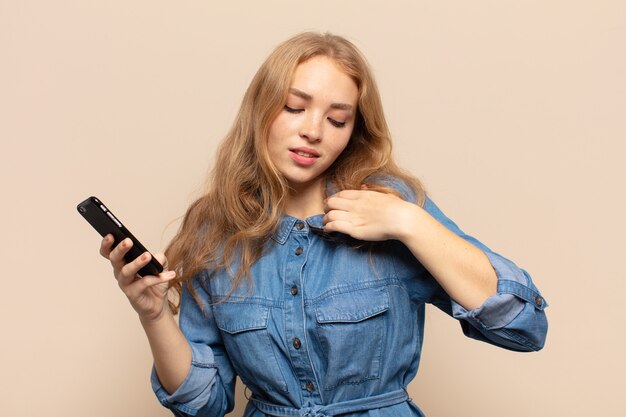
[289,88,312,101]
[289,88,354,111]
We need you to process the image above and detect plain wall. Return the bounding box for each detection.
[1,1,625,416]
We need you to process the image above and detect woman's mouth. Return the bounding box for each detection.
[289,147,319,166]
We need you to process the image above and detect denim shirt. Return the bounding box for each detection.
[151,182,548,417]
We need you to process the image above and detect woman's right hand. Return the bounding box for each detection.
[99,234,176,323]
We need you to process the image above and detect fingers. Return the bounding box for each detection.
[323,219,353,234]
[322,189,400,242]
[100,235,136,280]
[107,237,134,273]
[322,208,351,225]
[324,189,383,212]
[99,234,115,258]
[103,237,170,289]
[123,270,176,300]
[118,251,153,287]
[331,189,364,200]
[324,192,360,212]
[323,190,369,228]
[108,237,131,263]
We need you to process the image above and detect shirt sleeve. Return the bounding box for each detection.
[151,272,237,417]
[422,197,549,352]
[376,176,549,352]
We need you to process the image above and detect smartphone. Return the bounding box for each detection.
[77,196,163,277]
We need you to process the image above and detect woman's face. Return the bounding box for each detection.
[267,56,359,192]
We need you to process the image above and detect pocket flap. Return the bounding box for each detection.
[315,286,389,323]
[214,302,269,334]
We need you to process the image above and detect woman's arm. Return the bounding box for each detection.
[100,235,235,416]
[140,310,192,394]
[323,190,496,310]
[101,235,192,393]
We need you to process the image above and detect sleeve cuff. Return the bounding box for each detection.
[151,342,219,415]
[452,250,548,330]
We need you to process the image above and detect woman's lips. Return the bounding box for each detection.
[289,147,319,166]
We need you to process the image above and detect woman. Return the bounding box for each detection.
[100,32,548,417]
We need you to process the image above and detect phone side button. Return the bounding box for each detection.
[106,211,123,228]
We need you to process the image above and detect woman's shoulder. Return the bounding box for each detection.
[366,174,423,205]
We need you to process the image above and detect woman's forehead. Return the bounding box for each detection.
[289,56,358,106]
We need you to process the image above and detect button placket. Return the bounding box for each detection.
[283,228,320,401]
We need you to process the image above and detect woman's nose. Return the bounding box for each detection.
[299,113,323,142]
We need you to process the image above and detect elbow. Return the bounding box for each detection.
[502,305,549,352]
[528,312,549,352]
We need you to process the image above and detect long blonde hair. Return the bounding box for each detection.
[166,32,425,313]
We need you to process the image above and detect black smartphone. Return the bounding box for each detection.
[77,196,163,277]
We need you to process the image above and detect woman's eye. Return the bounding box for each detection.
[328,118,346,128]
[284,105,303,114]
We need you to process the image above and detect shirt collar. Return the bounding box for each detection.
[272,179,337,245]
[272,214,324,245]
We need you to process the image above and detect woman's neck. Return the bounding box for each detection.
[285,178,325,219]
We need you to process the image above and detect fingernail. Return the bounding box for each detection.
[164,271,176,279]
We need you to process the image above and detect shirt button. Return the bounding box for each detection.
[290,285,298,296]
[292,337,302,349]
[534,295,543,307]
[295,246,304,256]
[295,221,304,230]
[305,381,314,392]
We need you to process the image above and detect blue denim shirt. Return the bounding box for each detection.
[151,182,548,417]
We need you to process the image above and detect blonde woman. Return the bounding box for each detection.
[100,32,548,417]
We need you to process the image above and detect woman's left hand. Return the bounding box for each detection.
[322,189,414,242]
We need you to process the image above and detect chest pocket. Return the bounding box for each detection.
[214,302,289,393]
[313,285,389,390]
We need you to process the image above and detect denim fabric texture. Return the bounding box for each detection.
[151,180,548,417]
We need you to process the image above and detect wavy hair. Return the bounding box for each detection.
[165,32,425,313]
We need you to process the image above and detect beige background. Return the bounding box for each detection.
[1,1,625,416]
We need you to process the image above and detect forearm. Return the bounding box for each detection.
[140,310,192,395]
[395,202,497,310]
[323,189,498,309]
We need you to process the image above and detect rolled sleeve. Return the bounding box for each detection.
[452,251,547,330]
[151,343,219,415]
[150,273,236,417]
[451,251,549,351]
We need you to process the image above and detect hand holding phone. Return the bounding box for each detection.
[77,196,163,277]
